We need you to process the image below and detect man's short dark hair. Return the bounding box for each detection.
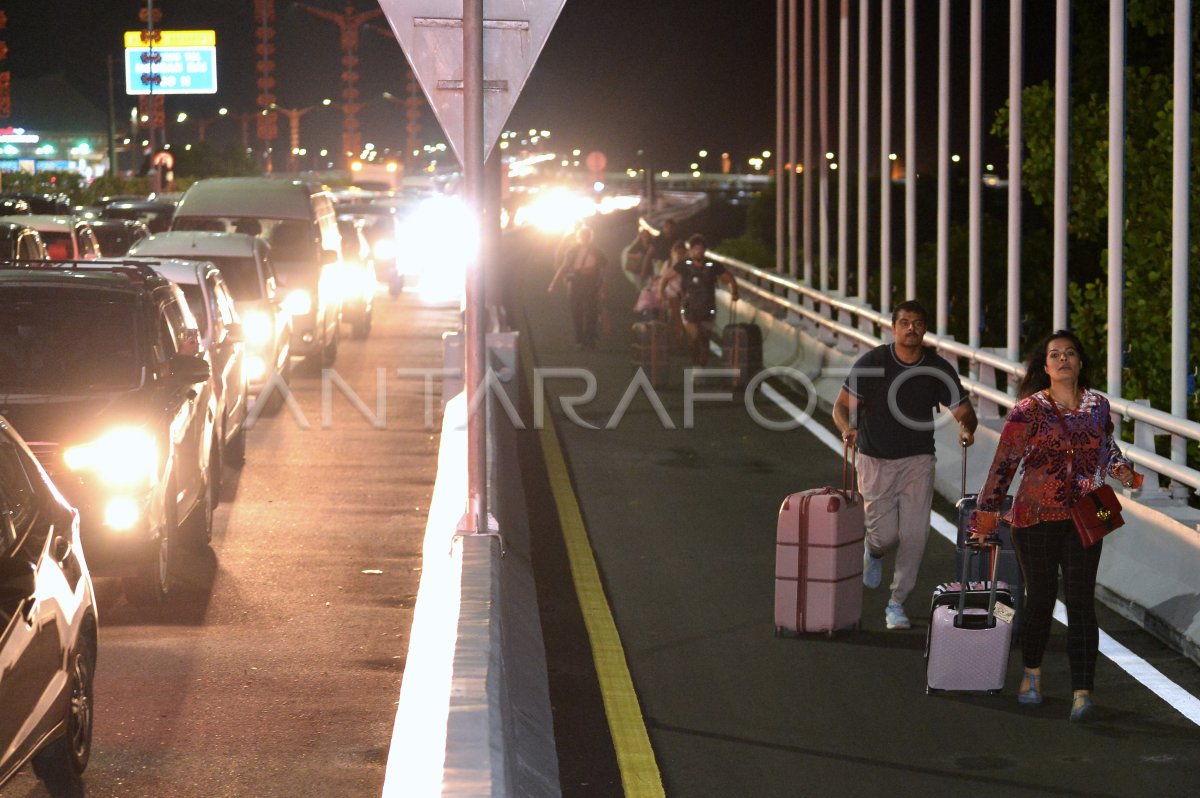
[686,233,707,247]
[892,299,929,327]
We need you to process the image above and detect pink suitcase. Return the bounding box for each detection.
[925,543,1013,693]
[774,453,865,637]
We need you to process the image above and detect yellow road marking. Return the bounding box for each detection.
[521,341,666,797]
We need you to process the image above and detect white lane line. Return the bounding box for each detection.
[759,380,1200,727]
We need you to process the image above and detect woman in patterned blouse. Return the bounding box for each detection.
[970,330,1141,722]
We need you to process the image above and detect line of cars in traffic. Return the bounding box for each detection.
[0,178,415,792]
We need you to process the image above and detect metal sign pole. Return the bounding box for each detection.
[463,0,486,534]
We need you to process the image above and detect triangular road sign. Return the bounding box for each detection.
[378,0,568,166]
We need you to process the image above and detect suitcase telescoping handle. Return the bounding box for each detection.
[957,538,1001,625]
[842,442,857,492]
[960,438,968,499]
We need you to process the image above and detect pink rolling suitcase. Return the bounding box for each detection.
[774,449,865,637]
[925,542,1013,693]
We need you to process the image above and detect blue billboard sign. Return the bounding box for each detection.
[125,46,218,95]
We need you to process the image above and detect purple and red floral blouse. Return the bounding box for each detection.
[969,389,1133,536]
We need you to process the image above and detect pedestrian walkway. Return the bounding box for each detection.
[507,216,1200,797]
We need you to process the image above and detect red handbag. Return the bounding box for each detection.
[1068,483,1125,548]
[1045,392,1126,549]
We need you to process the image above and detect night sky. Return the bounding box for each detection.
[6,1,1047,172]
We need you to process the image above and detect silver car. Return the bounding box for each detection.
[129,232,292,401]
[0,415,98,792]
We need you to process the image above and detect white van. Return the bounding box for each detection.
[170,178,343,367]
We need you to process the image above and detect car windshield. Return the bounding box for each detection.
[41,232,73,260]
[94,228,136,257]
[173,216,314,267]
[203,256,263,301]
[0,287,142,393]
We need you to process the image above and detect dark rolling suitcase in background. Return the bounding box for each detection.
[722,322,763,389]
[775,448,864,637]
[631,320,669,387]
[925,542,1014,693]
[955,442,1024,637]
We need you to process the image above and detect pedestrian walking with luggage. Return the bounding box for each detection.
[621,228,653,287]
[661,234,738,366]
[548,225,608,350]
[833,300,978,630]
[645,218,680,282]
[657,239,687,344]
[969,330,1141,721]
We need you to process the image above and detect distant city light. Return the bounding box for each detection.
[698,149,708,158]
[177,112,188,123]
[540,130,550,138]
[951,154,961,163]
[500,141,510,150]
[762,150,772,159]
[888,152,898,161]
[690,162,699,170]
[218,107,228,115]
[830,163,838,171]
[660,170,670,177]
[572,148,581,157]
[748,157,763,170]
[825,151,834,159]
[986,163,995,171]
[691,170,700,178]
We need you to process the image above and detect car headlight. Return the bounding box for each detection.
[243,311,274,348]
[245,354,268,382]
[319,264,359,305]
[64,428,157,487]
[282,289,312,317]
[372,238,396,261]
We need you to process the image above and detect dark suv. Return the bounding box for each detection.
[0,261,216,604]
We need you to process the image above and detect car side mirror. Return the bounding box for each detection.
[170,353,211,385]
[320,248,340,265]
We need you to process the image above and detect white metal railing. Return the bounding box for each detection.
[700,245,1200,498]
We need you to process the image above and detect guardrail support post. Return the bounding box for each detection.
[977,362,1000,419]
[1131,399,1170,502]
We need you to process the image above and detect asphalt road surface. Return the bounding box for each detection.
[5,293,458,797]
[504,211,1200,798]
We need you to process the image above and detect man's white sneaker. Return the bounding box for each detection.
[863,544,883,589]
[885,601,911,630]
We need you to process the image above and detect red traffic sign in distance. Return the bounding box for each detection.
[585,151,606,174]
[377,0,567,166]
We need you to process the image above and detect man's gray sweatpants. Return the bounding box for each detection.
[857,452,936,605]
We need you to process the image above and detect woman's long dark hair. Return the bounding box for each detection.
[1016,329,1092,399]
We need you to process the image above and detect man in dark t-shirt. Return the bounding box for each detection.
[663,233,738,366]
[832,300,978,630]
